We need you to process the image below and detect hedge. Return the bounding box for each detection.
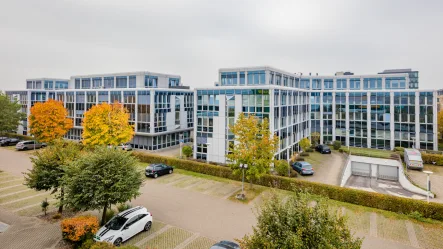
[133,152,443,220]
[422,153,443,166]
[3,132,34,141]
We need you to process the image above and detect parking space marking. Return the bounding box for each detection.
[134,224,171,248]
[222,187,242,200]
[12,198,55,212]
[0,192,48,206]
[0,184,24,191]
[174,233,200,249]
[0,189,32,199]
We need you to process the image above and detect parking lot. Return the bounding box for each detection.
[301,150,346,186]
[2,147,443,248]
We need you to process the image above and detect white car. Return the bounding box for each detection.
[94,206,152,246]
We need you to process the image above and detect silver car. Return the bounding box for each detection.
[118,144,132,151]
[15,141,46,150]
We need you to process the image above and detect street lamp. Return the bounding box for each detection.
[237,163,248,200]
[423,170,433,203]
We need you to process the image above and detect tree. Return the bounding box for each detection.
[226,113,279,188]
[299,137,311,152]
[29,99,73,143]
[438,110,443,140]
[310,132,320,146]
[82,102,134,146]
[24,140,83,213]
[238,192,362,249]
[182,145,193,158]
[63,146,143,225]
[0,92,26,135]
[274,160,289,177]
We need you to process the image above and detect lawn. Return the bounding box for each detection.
[342,146,394,159]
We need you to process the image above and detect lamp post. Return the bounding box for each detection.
[423,170,433,203]
[346,129,350,152]
[237,163,248,200]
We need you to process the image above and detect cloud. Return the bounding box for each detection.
[0,0,442,90]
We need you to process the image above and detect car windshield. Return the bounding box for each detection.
[323,146,330,150]
[302,165,312,169]
[105,216,128,230]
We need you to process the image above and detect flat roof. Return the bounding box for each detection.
[350,155,400,167]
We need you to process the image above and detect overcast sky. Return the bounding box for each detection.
[1,0,442,90]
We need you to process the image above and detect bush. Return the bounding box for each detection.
[182,145,193,158]
[79,238,95,249]
[296,157,305,161]
[333,141,341,150]
[89,242,138,249]
[132,151,443,221]
[306,148,314,153]
[52,213,62,220]
[300,152,310,157]
[290,169,298,178]
[104,209,115,224]
[61,216,99,243]
[394,147,405,152]
[339,148,344,153]
[274,160,290,177]
[116,203,132,213]
[4,132,34,141]
[422,153,443,166]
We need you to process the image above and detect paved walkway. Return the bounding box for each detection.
[0,207,60,249]
[303,151,346,185]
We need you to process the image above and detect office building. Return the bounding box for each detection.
[6,71,194,150]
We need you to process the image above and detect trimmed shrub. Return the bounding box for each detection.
[306,148,314,153]
[132,151,443,221]
[116,203,132,213]
[79,238,95,249]
[300,152,310,157]
[182,145,193,158]
[4,132,34,141]
[394,147,405,152]
[338,148,344,153]
[61,216,99,243]
[52,213,62,220]
[296,157,305,161]
[333,141,341,150]
[275,160,290,177]
[290,169,298,178]
[90,242,138,249]
[422,153,443,166]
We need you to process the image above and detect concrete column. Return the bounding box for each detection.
[390,92,395,150]
[193,90,198,159]
[415,92,420,149]
[150,89,155,134]
[135,90,138,132]
[332,92,336,140]
[319,91,324,145]
[433,91,438,151]
[367,92,371,148]
[345,92,350,147]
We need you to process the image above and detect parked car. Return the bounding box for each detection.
[145,164,173,178]
[15,141,46,150]
[292,161,314,175]
[210,241,240,249]
[404,149,423,170]
[0,138,20,146]
[94,206,152,246]
[0,137,8,141]
[118,144,133,151]
[316,144,331,154]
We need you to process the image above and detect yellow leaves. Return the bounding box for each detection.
[82,102,134,146]
[29,99,73,143]
[438,110,443,139]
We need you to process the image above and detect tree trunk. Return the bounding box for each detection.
[101,204,108,226]
[249,177,253,190]
[58,187,64,213]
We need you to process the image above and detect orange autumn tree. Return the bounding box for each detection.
[29,99,73,143]
[226,113,279,188]
[82,102,134,146]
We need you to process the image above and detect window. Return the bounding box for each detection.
[324,79,333,89]
[92,78,102,88]
[312,79,321,89]
[75,79,81,89]
[350,78,360,89]
[336,79,347,89]
[129,76,136,88]
[300,79,310,89]
[363,78,382,89]
[221,72,237,85]
[81,78,91,89]
[44,81,53,89]
[239,72,245,85]
[386,77,406,89]
[55,81,68,89]
[116,76,128,88]
[247,70,265,85]
[104,77,114,89]
[169,78,180,87]
[145,75,158,88]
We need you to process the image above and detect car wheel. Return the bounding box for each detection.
[144,221,152,231]
[154,173,158,178]
[169,169,173,174]
[114,237,123,246]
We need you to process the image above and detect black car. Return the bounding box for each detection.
[0,138,20,146]
[316,144,331,154]
[145,164,173,178]
[210,241,240,249]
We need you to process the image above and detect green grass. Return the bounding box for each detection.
[124,221,167,246]
[183,236,217,249]
[228,185,266,204]
[343,147,394,159]
[377,214,410,244]
[141,227,193,249]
